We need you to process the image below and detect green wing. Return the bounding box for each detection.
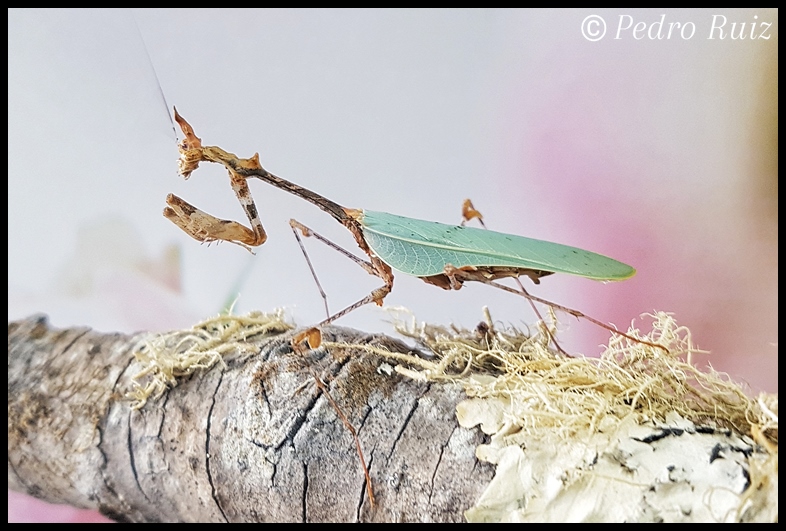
[359,210,635,281]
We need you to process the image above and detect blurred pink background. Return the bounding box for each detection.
[9,8,777,522]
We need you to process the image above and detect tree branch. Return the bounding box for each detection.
[8,313,777,522]
[8,314,492,522]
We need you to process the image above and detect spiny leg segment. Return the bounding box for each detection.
[164,114,267,251]
[165,109,394,349]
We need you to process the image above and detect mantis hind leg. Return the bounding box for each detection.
[444,265,668,355]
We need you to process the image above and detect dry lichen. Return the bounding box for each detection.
[127,310,293,408]
[343,308,777,522]
[122,307,777,521]
[350,309,776,447]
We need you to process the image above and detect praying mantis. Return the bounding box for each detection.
[164,109,664,353]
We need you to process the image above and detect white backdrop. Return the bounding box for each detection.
[9,9,777,395]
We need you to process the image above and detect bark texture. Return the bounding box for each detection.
[8,315,493,522]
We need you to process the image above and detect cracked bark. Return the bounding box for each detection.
[8,315,493,522]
